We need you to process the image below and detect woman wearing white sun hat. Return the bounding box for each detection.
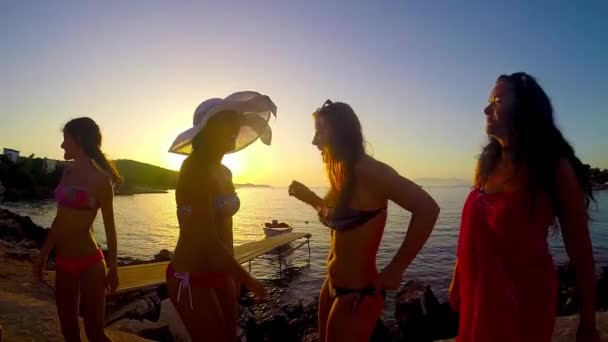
[167,91,276,341]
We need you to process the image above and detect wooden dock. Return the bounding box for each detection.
[78,318,153,342]
[44,232,311,294]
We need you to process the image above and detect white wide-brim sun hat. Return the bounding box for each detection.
[168,91,277,155]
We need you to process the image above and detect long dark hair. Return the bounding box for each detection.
[475,72,593,217]
[63,117,122,185]
[314,101,366,209]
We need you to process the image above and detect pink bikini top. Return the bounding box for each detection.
[54,184,99,210]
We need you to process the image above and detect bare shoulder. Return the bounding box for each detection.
[179,155,203,178]
[178,156,196,185]
[355,155,407,202]
[91,168,113,195]
[354,155,433,210]
[180,155,194,172]
[177,156,213,196]
[355,155,398,179]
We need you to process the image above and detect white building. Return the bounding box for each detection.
[43,158,57,173]
[2,148,19,163]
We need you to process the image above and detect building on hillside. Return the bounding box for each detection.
[2,148,20,163]
[43,158,57,173]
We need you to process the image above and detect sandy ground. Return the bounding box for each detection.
[0,242,152,342]
[0,242,64,341]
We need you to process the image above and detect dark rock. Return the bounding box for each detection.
[259,315,298,342]
[127,296,162,321]
[556,262,579,316]
[284,301,304,319]
[156,284,168,300]
[303,297,318,315]
[116,256,135,265]
[0,239,16,249]
[598,267,608,311]
[118,257,150,266]
[238,286,256,308]
[139,324,172,342]
[100,250,152,267]
[301,328,319,342]
[106,291,163,324]
[370,319,391,342]
[383,320,403,342]
[291,300,318,331]
[0,209,48,247]
[154,249,173,262]
[5,249,37,262]
[238,305,257,342]
[394,280,448,342]
[431,302,459,340]
[19,240,38,249]
[245,297,318,342]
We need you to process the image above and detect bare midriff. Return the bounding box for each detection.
[327,211,387,289]
[53,207,100,257]
[172,212,233,273]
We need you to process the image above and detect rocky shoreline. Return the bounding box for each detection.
[1,208,607,341]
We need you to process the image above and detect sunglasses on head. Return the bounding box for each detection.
[508,73,529,88]
[315,99,334,114]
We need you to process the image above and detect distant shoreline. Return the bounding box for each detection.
[114,187,169,196]
[235,183,272,188]
[113,184,272,196]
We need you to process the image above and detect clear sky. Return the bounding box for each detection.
[2,0,607,186]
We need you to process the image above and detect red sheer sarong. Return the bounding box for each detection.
[454,188,556,342]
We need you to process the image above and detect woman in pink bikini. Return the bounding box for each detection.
[34,117,121,342]
[450,72,599,342]
[167,91,276,341]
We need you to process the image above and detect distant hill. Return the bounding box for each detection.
[114,159,178,190]
[113,159,269,192]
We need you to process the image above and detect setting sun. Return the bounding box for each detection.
[222,153,244,176]
[166,153,186,171]
[164,150,244,176]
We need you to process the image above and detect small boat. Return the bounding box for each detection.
[263,220,293,238]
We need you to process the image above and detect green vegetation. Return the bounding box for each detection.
[113,159,178,195]
[590,167,608,189]
[0,155,65,200]
[0,156,270,200]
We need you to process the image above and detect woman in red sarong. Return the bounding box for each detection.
[449,72,599,342]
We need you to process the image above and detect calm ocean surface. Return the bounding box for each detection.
[4,187,607,315]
